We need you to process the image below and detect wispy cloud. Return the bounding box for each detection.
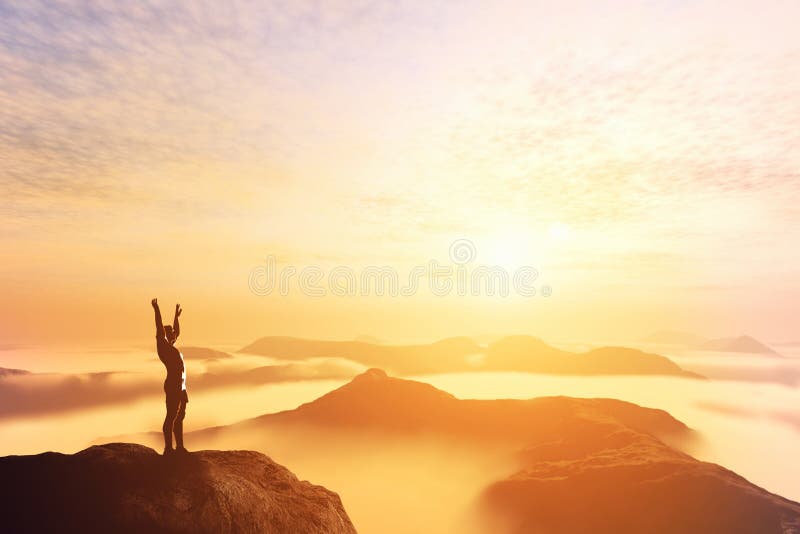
[0,357,362,419]
[2,0,800,341]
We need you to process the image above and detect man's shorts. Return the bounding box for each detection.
[166,388,189,406]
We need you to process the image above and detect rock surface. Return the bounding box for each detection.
[0,443,356,534]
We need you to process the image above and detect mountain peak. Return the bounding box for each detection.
[284,369,456,428]
[352,367,389,381]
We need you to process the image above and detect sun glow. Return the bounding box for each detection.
[482,229,536,269]
[548,221,571,242]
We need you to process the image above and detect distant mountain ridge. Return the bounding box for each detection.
[698,335,781,355]
[245,367,691,440]
[239,335,702,378]
[643,331,781,356]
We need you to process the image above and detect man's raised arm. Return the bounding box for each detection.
[152,298,164,338]
[173,303,182,339]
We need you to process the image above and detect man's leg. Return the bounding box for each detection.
[163,394,179,454]
[174,391,187,451]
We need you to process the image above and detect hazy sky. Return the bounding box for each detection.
[2,0,799,344]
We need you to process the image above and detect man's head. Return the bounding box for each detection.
[164,325,177,345]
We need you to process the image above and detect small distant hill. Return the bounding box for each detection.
[239,335,702,378]
[698,335,781,356]
[0,443,356,534]
[642,332,781,357]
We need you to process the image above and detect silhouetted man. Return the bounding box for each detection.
[152,298,188,455]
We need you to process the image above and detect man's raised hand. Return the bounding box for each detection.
[152,298,158,308]
[175,303,182,317]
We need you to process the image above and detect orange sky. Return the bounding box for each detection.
[2,0,800,345]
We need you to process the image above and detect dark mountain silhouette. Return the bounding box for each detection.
[239,335,702,378]
[0,443,356,534]
[168,370,798,534]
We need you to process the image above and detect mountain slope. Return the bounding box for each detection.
[484,427,800,533]
[0,443,356,534]
[185,368,689,446]
[187,369,798,534]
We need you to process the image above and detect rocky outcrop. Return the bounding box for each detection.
[0,443,356,534]
[483,426,800,533]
